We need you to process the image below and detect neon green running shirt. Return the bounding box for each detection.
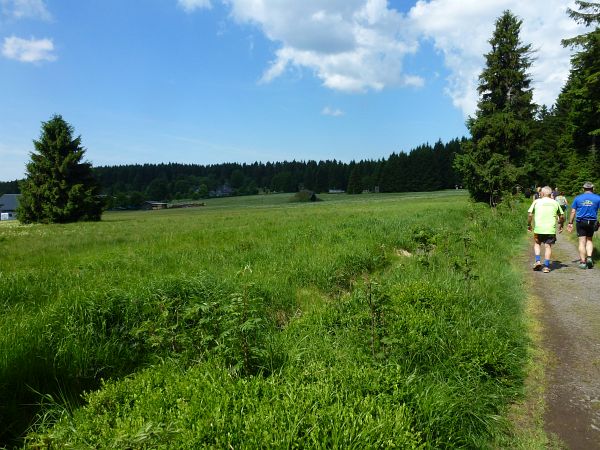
[528,197,563,234]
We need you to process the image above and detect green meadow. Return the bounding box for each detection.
[1,191,530,448]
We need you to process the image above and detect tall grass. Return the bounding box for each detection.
[0,191,529,447]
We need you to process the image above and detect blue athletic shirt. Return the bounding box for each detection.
[571,192,600,221]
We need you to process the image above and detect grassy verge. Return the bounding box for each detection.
[493,288,552,449]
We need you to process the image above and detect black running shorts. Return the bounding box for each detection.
[576,220,597,238]
[534,233,557,245]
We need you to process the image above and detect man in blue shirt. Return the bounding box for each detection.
[567,181,600,269]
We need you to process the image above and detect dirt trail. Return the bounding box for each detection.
[530,233,600,449]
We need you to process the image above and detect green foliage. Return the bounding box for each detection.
[560,20,600,185]
[563,1,600,45]
[17,115,103,224]
[289,190,318,202]
[379,140,463,193]
[0,179,20,195]
[346,166,362,194]
[456,11,535,205]
[6,139,465,204]
[86,139,462,203]
[528,2,600,193]
[0,274,278,444]
[25,361,424,449]
[0,191,529,448]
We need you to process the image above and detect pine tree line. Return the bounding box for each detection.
[89,139,462,207]
[0,180,19,195]
[1,139,463,207]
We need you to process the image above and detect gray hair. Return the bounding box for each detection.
[541,186,552,196]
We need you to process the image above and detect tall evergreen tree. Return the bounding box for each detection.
[18,115,103,223]
[455,10,535,205]
[562,1,600,47]
[558,1,600,190]
[528,105,566,187]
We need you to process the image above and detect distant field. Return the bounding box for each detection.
[0,191,529,448]
[0,220,20,228]
[174,189,466,209]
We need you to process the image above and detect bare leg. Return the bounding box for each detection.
[585,237,594,258]
[578,236,587,262]
[532,239,543,270]
[545,244,552,262]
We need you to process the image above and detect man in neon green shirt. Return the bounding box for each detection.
[527,186,565,272]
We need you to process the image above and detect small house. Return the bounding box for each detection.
[142,201,169,210]
[0,193,20,221]
[209,185,234,198]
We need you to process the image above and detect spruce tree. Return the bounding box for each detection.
[562,1,600,47]
[558,1,600,189]
[455,10,535,205]
[18,115,103,223]
[528,105,566,187]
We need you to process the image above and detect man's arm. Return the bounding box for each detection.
[558,213,565,233]
[567,208,576,233]
[527,200,536,232]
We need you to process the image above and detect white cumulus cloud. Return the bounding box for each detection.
[184,1,587,116]
[408,0,587,116]
[225,0,423,92]
[322,106,345,117]
[2,35,56,62]
[178,0,212,13]
[1,0,51,20]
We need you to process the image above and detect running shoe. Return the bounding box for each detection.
[533,261,542,271]
[579,262,588,269]
[542,266,551,273]
[586,257,594,269]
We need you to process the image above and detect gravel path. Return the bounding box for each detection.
[530,232,600,449]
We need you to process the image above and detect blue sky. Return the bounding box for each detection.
[0,0,585,181]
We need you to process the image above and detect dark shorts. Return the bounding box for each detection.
[576,220,597,238]
[534,233,556,245]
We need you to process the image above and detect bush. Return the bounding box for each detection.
[289,190,319,202]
